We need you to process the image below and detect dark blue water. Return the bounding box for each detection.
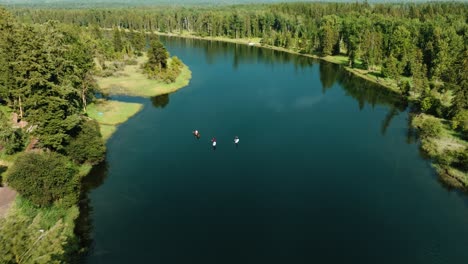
[83,37,468,264]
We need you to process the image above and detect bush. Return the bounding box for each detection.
[4,129,25,154]
[412,115,443,139]
[436,150,455,166]
[400,81,411,96]
[452,110,468,139]
[0,111,25,154]
[436,148,468,172]
[7,152,79,207]
[452,148,468,172]
[65,120,105,165]
[420,96,433,113]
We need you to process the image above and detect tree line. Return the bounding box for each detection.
[0,5,182,260]
[0,7,106,263]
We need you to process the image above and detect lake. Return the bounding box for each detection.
[82,37,468,264]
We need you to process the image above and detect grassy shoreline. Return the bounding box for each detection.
[92,52,192,140]
[86,100,143,141]
[411,113,467,188]
[95,54,192,97]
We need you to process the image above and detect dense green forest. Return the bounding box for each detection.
[0,6,178,262]
[0,7,106,262]
[12,2,468,109]
[10,2,467,175]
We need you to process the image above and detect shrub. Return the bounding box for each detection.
[4,129,25,154]
[400,81,411,96]
[452,110,468,139]
[436,150,455,166]
[420,96,433,113]
[452,147,468,172]
[436,148,468,172]
[7,152,79,207]
[65,120,105,165]
[0,111,25,154]
[412,115,443,139]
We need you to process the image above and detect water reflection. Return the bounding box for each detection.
[160,36,315,70]
[316,58,409,135]
[339,72,406,111]
[74,161,109,261]
[319,61,339,92]
[381,107,400,135]
[151,94,170,108]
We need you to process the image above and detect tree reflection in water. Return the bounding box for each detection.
[74,161,109,261]
[151,93,170,108]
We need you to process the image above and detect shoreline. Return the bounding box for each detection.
[154,31,401,95]
[92,53,192,140]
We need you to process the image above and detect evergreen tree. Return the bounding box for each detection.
[382,55,400,80]
[145,36,169,72]
[411,49,429,97]
[112,27,123,52]
[319,15,340,56]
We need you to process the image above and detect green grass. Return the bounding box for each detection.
[0,151,20,166]
[435,164,468,189]
[322,55,349,65]
[78,164,93,178]
[87,99,143,141]
[0,105,11,116]
[413,114,468,187]
[95,55,192,97]
[155,30,262,46]
[13,196,79,230]
[87,100,143,126]
[99,124,117,142]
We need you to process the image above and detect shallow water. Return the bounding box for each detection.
[83,37,468,264]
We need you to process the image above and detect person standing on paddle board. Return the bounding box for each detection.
[211,138,217,150]
[193,130,200,139]
[234,136,239,147]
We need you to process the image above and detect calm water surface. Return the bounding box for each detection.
[83,37,468,264]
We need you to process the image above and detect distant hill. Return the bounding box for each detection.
[0,0,456,8]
